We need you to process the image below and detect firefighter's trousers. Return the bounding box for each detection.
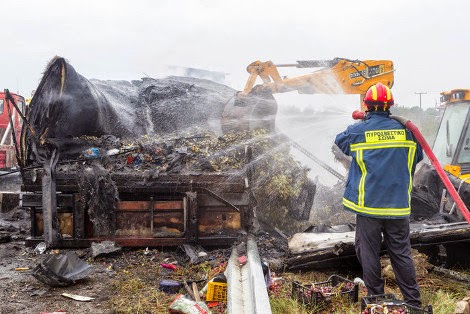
[355,215,421,307]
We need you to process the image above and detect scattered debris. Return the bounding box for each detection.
[454,296,470,314]
[0,232,11,243]
[61,293,95,302]
[32,251,92,287]
[429,265,470,284]
[192,282,201,302]
[34,242,47,255]
[168,294,210,314]
[15,267,29,271]
[182,244,199,264]
[292,274,358,310]
[159,279,183,294]
[360,294,432,314]
[161,263,177,271]
[238,255,247,266]
[91,241,122,258]
[206,281,227,302]
[183,280,196,300]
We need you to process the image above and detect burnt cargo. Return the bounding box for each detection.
[20,57,262,248]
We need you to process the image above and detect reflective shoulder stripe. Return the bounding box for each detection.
[351,141,416,151]
[343,198,410,217]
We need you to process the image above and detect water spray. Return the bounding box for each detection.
[351,110,470,224]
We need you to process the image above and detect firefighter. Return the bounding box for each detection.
[334,83,423,307]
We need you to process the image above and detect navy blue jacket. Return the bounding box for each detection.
[335,111,423,218]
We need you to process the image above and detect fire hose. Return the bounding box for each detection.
[352,110,470,224]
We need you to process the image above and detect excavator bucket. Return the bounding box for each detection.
[221,90,278,134]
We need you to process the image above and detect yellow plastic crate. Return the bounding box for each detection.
[206,281,227,302]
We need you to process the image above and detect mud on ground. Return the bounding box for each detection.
[0,207,115,313]
[0,207,289,314]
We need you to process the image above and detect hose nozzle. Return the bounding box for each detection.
[352,110,365,120]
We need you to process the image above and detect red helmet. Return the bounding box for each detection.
[364,83,394,108]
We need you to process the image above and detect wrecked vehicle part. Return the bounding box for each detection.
[21,57,317,249]
[413,163,470,222]
[19,58,251,248]
[286,221,470,271]
[32,251,92,287]
[289,161,470,269]
[23,171,249,248]
[91,240,122,258]
[22,131,261,247]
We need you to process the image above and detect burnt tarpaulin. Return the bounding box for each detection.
[22,57,132,166]
[21,57,237,167]
[32,251,92,287]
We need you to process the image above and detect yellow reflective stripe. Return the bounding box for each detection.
[371,85,377,100]
[347,139,417,217]
[351,141,416,151]
[407,146,416,205]
[386,87,391,101]
[343,198,410,216]
[356,149,367,207]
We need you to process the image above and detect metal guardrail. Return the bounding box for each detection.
[226,236,272,314]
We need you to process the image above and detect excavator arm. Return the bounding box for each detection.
[222,58,395,134]
[221,58,394,182]
[242,58,394,106]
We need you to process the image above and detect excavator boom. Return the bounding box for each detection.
[242,58,394,99]
[223,57,395,135]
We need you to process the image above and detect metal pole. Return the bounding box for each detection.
[415,92,427,109]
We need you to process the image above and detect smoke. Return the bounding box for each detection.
[275,92,358,186]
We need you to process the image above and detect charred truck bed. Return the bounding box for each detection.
[20,57,263,248]
[23,171,249,248]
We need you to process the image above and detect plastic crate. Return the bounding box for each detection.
[361,294,433,314]
[206,281,227,302]
[292,274,359,309]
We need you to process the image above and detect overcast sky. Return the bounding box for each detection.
[3,0,470,109]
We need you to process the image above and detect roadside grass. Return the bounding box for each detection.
[104,248,468,313]
[109,276,174,313]
[421,289,461,314]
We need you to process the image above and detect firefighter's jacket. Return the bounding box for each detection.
[335,111,423,218]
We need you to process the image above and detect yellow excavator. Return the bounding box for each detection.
[433,89,470,181]
[221,58,395,181]
[222,57,395,133]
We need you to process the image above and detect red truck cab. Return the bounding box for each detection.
[0,91,25,169]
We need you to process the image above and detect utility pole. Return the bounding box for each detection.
[415,92,427,109]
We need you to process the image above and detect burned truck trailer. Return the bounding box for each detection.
[20,57,260,248]
[23,169,250,248]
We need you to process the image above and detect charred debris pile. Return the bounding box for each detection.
[19,57,316,246]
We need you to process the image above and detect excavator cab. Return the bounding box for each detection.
[433,89,470,180]
[221,58,395,134]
